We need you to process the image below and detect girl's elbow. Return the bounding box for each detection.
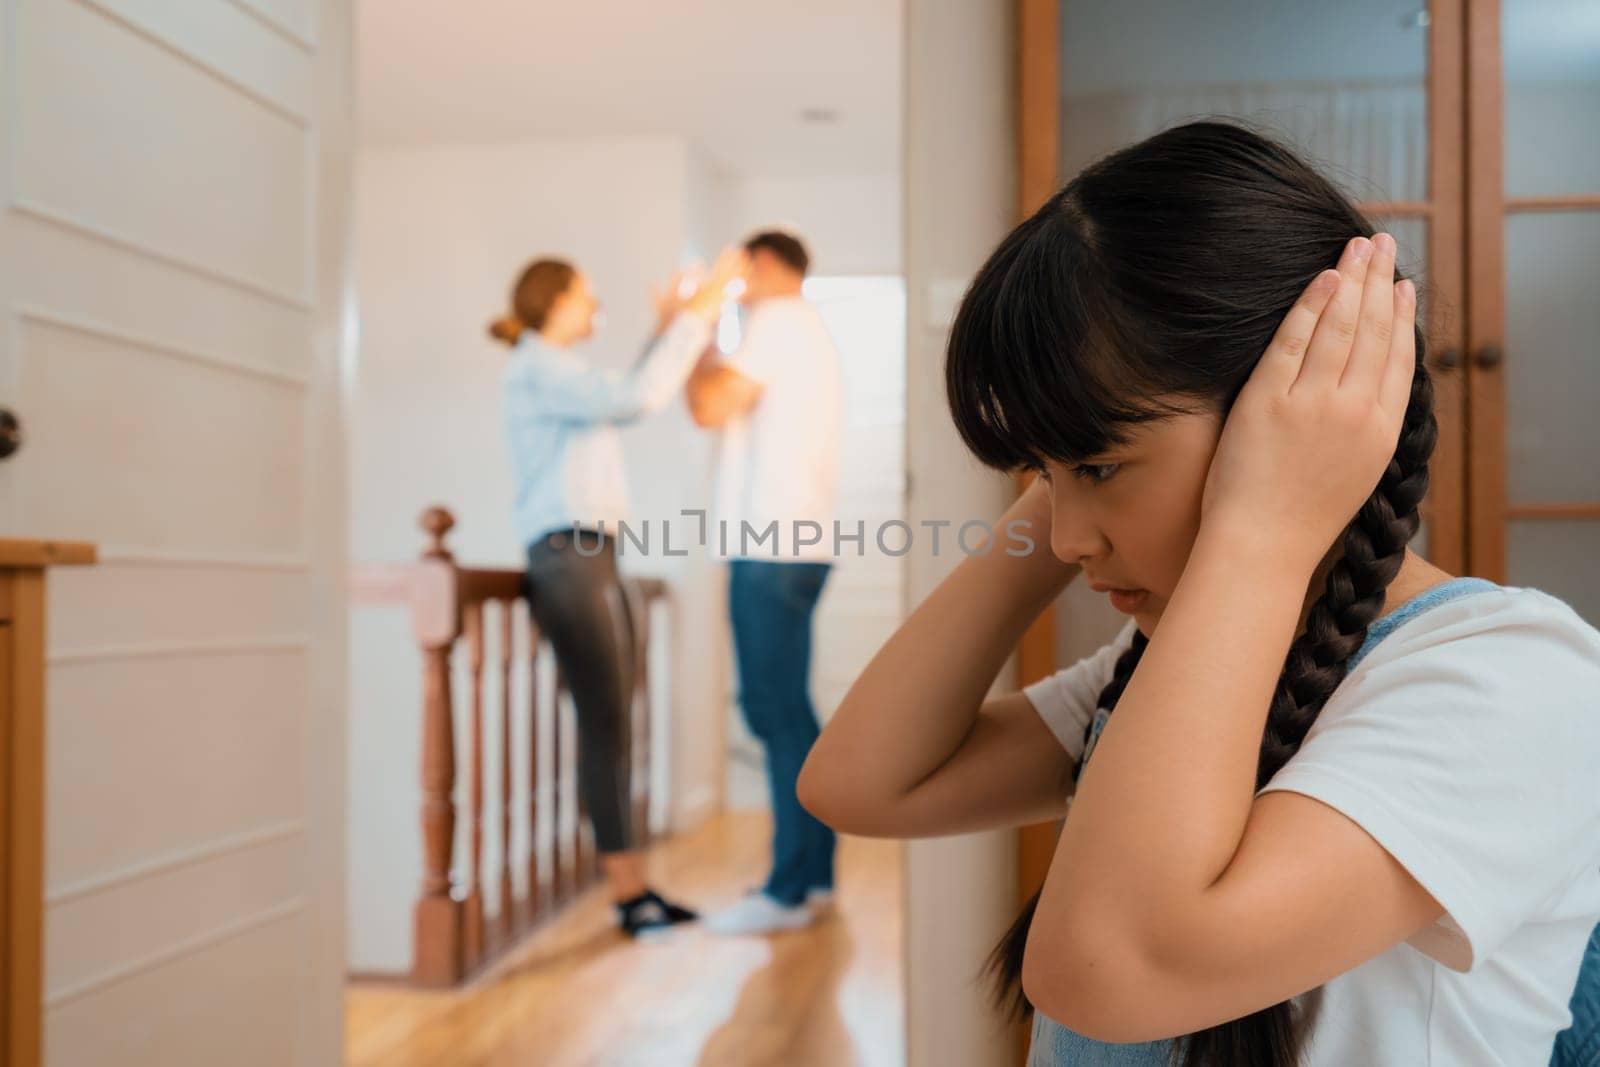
[1021,921,1165,1042]
[797,758,883,836]
[1023,972,1152,1043]
[796,757,838,826]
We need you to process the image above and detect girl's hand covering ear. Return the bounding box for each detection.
[1200,233,1418,570]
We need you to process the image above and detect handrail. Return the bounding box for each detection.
[351,510,669,986]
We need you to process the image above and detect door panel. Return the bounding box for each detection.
[1057,0,1431,203]
[1508,519,1600,625]
[0,0,351,1062]
[1503,214,1600,506]
[1502,0,1600,199]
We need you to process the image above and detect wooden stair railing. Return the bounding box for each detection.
[353,508,670,987]
[1,539,95,1067]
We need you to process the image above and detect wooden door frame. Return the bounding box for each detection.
[1466,0,1508,581]
[1424,0,1470,579]
[1014,1,1060,1061]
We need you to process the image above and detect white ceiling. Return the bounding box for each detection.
[355,0,904,178]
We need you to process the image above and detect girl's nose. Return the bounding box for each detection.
[1050,504,1110,566]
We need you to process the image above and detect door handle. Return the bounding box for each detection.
[1473,344,1505,370]
[0,408,20,460]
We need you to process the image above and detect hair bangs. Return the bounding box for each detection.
[945,207,1179,473]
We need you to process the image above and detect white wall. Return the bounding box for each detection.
[712,171,903,276]
[903,2,1020,1065]
[346,135,728,971]
[348,136,703,562]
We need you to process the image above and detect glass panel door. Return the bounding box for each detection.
[1470,0,1600,624]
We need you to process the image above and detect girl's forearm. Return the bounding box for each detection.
[801,482,1078,805]
[1041,521,1316,931]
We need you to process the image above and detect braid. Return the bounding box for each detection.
[1092,631,1150,720]
[1256,360,1436,783]
[988,358,1438,1067]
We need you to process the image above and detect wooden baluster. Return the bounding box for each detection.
[462,602,485,968]
[411,507,463,987]
[550,664,567,905]
[631,584,651,845]
[498,601,515,938]
[526,619,541,923]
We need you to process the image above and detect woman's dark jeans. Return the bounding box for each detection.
[525,528,635,855]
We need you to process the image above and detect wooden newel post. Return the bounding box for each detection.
[410,507,464,986]
[2,539,95,1067]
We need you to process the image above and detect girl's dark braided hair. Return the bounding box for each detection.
[946,120,1438,1067]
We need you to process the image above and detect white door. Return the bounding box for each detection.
[0,1,350,1064]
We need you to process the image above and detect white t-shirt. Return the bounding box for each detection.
[712,296,842,561]
[1022,583,1600,1065]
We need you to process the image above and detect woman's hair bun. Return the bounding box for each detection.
[488,314,524,345]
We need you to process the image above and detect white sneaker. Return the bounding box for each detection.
[704,892,815,936]
[805,887,835,912]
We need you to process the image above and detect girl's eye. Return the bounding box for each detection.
[1071,463,1120,484]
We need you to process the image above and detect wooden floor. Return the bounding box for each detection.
[346,812,905,1067]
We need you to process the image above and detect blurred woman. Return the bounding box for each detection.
[491,247,746,938]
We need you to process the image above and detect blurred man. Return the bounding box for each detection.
[687,230,843,934]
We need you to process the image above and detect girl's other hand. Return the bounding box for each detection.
[1199,233,1418,570]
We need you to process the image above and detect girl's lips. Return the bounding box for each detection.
[1085,578,1148,612]
[1107,588,1149,614]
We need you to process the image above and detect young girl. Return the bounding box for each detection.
[797,122,1600,1065]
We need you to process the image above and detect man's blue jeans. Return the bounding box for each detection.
[728,559,834,907]
[1552,920,1600,1066]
